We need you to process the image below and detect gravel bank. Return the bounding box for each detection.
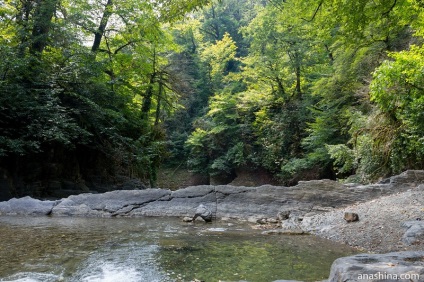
[302,184,424,253]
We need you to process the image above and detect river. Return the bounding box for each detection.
[0,216,357,282]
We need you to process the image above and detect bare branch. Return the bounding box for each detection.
[114,41,134,54]
[301,1,323,22]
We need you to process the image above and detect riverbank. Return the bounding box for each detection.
[299,184,424,253]
[0,171,423,253]
[0,170,423,281]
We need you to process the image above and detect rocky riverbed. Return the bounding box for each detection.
[1,170,423,281]
[299,185,424,253]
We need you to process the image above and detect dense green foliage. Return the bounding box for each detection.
[169,0,424,184]
[1,0,423,194]
[0,0,208,192]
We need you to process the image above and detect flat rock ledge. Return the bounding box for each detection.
[1,171,423,282]
[1,170,423,220]
[328,251,424,282]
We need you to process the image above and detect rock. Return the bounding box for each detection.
[52,189,172,217]
[328,251,424,282]
[401,221,424,245]
[182,216,193,222]
[390,170,424,185]
[171,185,214,198]
[262,229,307,235]
[1,170,423,223]
[278,210,291,221]
[253,217,279,227]
[267,217,279,224]
[344,212,359,222]
[257,218,268,224]
[280,220,301,230]
[0,196,58,215]
[193,204,213,222]
[299,184,424,253]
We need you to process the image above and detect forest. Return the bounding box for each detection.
[0,0,423,197]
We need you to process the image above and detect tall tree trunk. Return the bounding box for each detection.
[275,76,286,96]
[30,0,58,55]
[17,0,34,57]
[141,73,156,121]
[91,0,113,53]
[294,64,301,97]
[154,76,164,126]
[141,47,157,120]
[325,44,334,63]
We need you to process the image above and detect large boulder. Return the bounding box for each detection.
[0,196,58,215]
[193,204,213,222]
[328,252,424,282]
[402,221,424,245]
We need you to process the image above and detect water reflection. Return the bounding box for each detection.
[0,216,358,282]
[71,244,172,282]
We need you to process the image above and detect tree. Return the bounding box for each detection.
[271,0,422,182]
[200,32,237,89]
[368,45,424,174]
[0,0,211,196]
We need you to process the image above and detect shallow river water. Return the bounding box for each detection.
[0,216,357,282]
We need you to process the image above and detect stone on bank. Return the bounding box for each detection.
[0,196,58,215]
[328,251,424,282]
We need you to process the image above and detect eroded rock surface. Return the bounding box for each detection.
[328,251,424,282]
[402,221,424,245]
[0,171,423,223]
[0,196,58,215]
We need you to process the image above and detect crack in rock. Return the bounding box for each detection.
[112,194,174,216]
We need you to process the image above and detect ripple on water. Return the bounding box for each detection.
[75,263,163,282]
[0,216,359,282]
[205,227,227,232]
[70,243,173,282]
